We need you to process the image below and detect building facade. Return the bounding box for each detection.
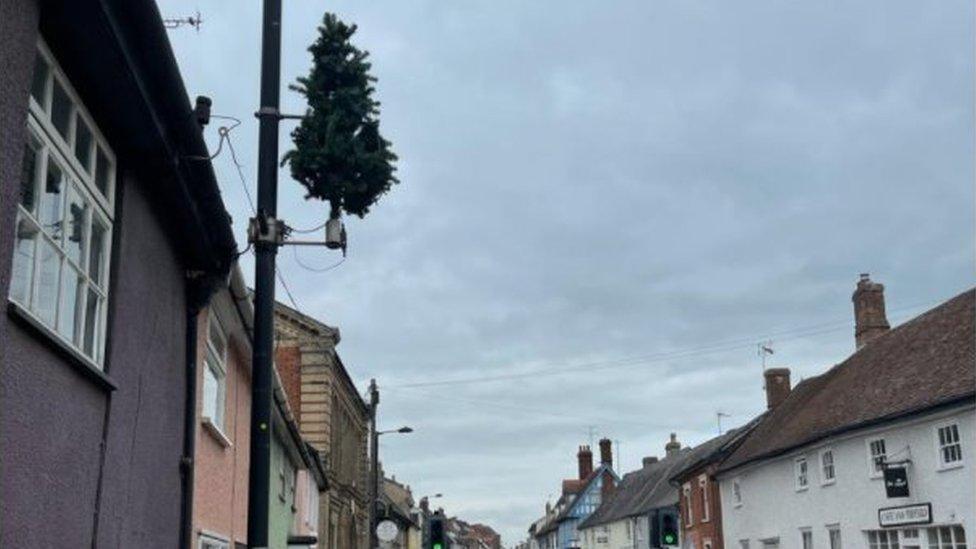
[717,279,974,549]
[0,1,236,546]
[534,439,620,548]
[578,435,688,549]
[193,267,253,549]
[274,302,371,549]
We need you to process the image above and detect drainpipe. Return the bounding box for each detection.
[180,304,200,549]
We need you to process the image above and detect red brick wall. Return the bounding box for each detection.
[275,344,302,416]
[679,464,725,549]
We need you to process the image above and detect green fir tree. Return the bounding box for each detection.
[283,13,398,218]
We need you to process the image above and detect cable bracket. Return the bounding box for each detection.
[248,214,286,247]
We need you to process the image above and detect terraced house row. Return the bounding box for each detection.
[0,1,371,547]
[524,276,973,549]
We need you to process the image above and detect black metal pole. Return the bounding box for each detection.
[247,0,282,547]
[369,379,380,549]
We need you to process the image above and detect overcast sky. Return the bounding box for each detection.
[158,1,973,544]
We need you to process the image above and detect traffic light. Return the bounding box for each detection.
[653,508,679,547]
[429,513,448,549]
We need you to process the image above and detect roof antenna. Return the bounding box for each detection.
[758,340,774,392]
[717,411,731,435]
[164,9,203,32]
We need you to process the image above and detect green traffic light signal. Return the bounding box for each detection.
[433,544,443,549]
[664,534,677,544]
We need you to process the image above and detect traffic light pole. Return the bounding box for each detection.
[247,0,282,547]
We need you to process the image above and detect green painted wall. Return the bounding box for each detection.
[269,432,298,549]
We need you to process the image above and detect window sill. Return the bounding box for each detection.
[7,300,116,392]
[795,486,809,493]
[936,462,964,472]
[821,479,836,487]
[202,417,232,448]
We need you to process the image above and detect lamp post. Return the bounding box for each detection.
[368,380,412,549]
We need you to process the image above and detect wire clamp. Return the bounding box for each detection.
[247,213,285,247]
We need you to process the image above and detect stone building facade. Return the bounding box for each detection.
[274,302,370,549]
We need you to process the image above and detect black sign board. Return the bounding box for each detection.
[883,466,909,498]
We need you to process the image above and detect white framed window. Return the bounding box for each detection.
[202,313,227,432]
[699,475,710,522]
[12,40,115,368]
[868,530,900,549]
[794,457,809,490]
[682,483,693,526]
[704,541,713,549]
[801,530,813,549]
[924,526,966,549]
[828,526,842,549]
[198,533,229,549]
[868,438,887,476]
[732,478,742,507]
[936,424,963,468]
[821,448,836,484]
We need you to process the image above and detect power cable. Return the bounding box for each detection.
[386,298,941,389]
[218,118,298,310]
[292,246,346,273]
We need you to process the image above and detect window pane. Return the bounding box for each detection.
[51,78,72,141]
[36,239,60,326]
[57,267,82,343]
[20,136,41,212]
[94,147,111,197]
[203,366,218,421]
[39,158,64,237]
[82,288,100,358]
[10,218,38,305]
[64,185,88,265]
[88,218,107,286]
[30,52,49,107]
[209,320,226,362]
[74,118,93,172]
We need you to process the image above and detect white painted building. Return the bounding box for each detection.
[715,279,974,549]
[718,403,973,549]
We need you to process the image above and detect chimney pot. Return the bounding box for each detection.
[577,445,594,480]
[665,433,682,457]
[853,274,890,349]
[599,438,613,467]
[764,367,792,409]
[642,456,659,468]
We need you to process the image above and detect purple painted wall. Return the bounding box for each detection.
[0,1,190,546]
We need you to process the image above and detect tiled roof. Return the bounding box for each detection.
[720,289,976,473]
[578,449,692,530]
[537,466,611,535]
[668,419,763,483]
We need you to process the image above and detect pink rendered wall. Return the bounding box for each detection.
[192,307,252,547]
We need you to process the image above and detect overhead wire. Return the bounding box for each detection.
[385,297,942,389]
[217,117,298,309]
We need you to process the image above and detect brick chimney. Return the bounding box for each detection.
[853,273,890,350]
[599,438,613,467]
[665,433,681,457]
[577,445,593,479]
[642,456,659,469]
[764,367,792,409]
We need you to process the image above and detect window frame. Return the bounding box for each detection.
[828,526,842,549]
[801,529,813,549]
[682,483,693,526]
[11,39,116,370]
[867,438,887,478]
[934,423,963,470]
[820,448,836,485]
[699,474,710,523]
[202,312,229,435]
[198,532,230,549]
[732,477,743,507]
[794,456,809,491]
